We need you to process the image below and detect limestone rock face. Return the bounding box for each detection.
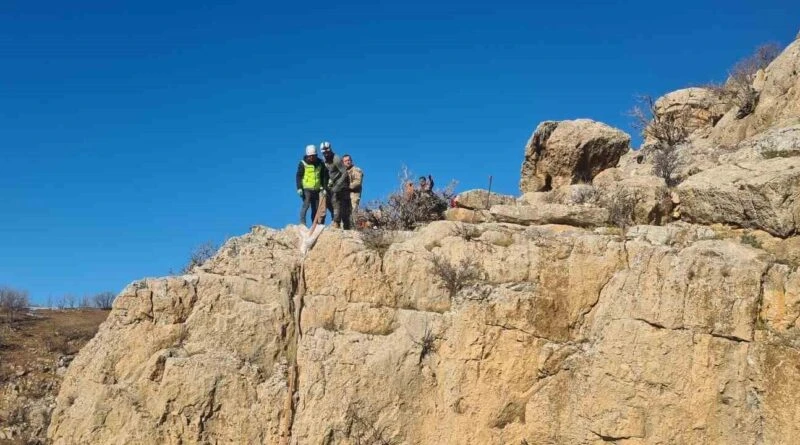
[454,189,516,210]
[489,203,609,227]
[676,157,800,237]
[703,39,800,148]
[653,87,729,137]
[48,222,800,444]
[719,124,800,163]
[519,119,630,193]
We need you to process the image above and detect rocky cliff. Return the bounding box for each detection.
[47,37,800,445]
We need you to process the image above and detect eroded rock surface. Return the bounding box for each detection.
[48,222,800,444]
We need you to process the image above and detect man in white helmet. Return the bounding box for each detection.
[320,141,351,229]
[295,144,328,226]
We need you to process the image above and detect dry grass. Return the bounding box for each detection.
[0,309,109,442]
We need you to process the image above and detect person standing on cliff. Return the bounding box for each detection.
[342,154,363,226]
[295,144,328,226]
[320,141,351,229]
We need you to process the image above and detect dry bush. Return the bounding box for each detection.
[629,95,689,187]
[340,404,398,445]
[93,291,116,309]
[569,184,598,205]
[181,241,219,273]
[411,326,437,365]
[0,286,29,320]
[360,228,395,256]
[429,255,483,297]
[605,189,641,232]
[708,43,781,119]
[358,166,456,230]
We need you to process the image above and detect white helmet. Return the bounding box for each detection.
[320,141,331,151]
[305,144,316,156]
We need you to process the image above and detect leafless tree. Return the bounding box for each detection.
[181,241,219,273]
[629,95,689,187]
[93,291,116,309]
[709,43,781,118]
[0,286,29,320]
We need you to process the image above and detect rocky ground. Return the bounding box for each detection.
[0,309,108,444]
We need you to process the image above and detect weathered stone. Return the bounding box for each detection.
[454,189,515,210]
[489,203,609,227]
[652,87,729,137]
[519,119,631,193]
[719,124,800,163]
[676,157,800,237]
[596,175,672,225]
[46,223,800,444]
[444,207,491,223]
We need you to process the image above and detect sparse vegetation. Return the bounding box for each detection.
[359,228,395,256]
[740,232,763,249]
[92,291,116,309]
[357,166,456,230]
[181,241,219,273]
[708,43,781,119]
[0,285,29,320]
[605,189,640,233]
[629,95,689,187]
[411,326,437,365]
[429,255,483,297]
[336,404,397,445]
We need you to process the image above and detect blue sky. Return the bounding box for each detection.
[1,1,798,304]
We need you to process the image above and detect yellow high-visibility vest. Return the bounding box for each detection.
[301,161,322,190]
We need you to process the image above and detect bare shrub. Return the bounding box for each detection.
[629,95,688,187]
[341,404,397,445]
[359,166,456,230]
[181,241,219,273]
[429,255,482,297]
[360,228,395,256]
[0,286,29,320]
[708,43,781,119]
[570,184,598,205]
[740,232,763,249]
[93,291,116,309]
[411,326,437,365]
[605,190,640,232]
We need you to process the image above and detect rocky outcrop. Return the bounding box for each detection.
[652,87,729,137]
[700,39,800,148]
[676,157,800,237]
[519,119,630,193]
[719,124,800,163]
[489,203,609,227]
[454,189,516,210]
[47,222,800,444]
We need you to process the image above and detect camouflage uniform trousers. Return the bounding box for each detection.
[326,189,352,229]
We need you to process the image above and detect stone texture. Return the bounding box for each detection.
[719,124,800,163]
[596,175,673,225]
[46,223,800,444]
[676,157,800,237]
[652,87,729,137]
[519,119,630,193]
[454,189,516,210]
[489,203,610,227]
[702,39,800,148]
[444,207,491,223]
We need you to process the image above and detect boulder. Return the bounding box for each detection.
[652,87,729,137]
[676,157,800,237]
[444,207,491,223]
[454,189,515,210]
[519,119,630,193]
[596,175,672,225]
[489,203,609,227]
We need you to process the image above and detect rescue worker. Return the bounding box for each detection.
[295,144,328,226]
[320,141,351,229]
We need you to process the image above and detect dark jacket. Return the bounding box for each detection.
[295,156,328,190]
[323,153,349,193]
